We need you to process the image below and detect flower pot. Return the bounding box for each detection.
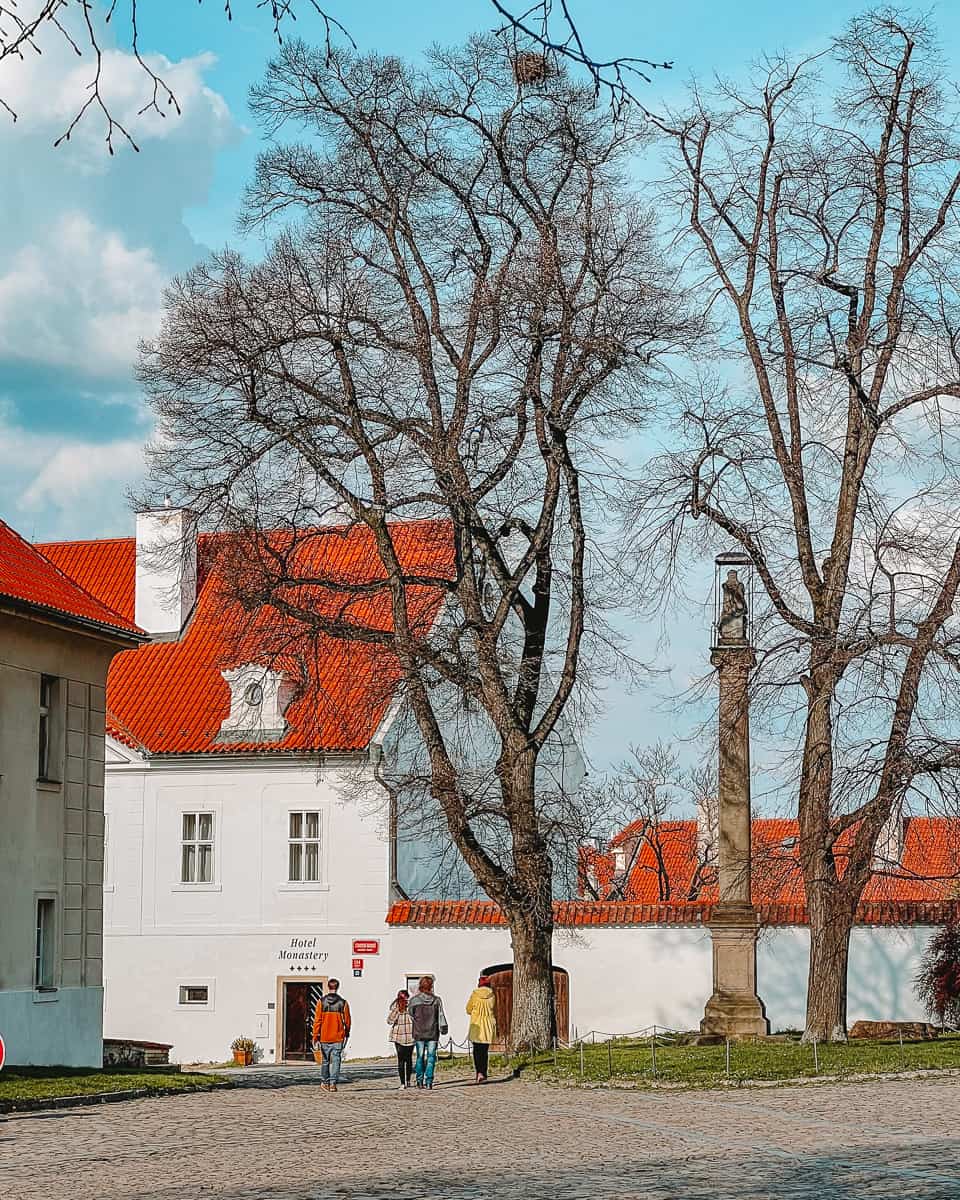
[233,1049,253,1066]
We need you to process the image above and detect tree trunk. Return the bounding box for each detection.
[508,909,555,1053]
[803,884,854,1042]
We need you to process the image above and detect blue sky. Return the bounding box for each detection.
[3,2,958,776]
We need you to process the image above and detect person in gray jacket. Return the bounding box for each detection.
[408,976,448,1089]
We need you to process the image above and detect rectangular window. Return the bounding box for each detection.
[35,898,56,990]
[181,812,214,883]
[288,811,321,882]
[178,984,209,1005]
[38,675,58,780]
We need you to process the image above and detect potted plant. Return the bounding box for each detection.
[231,1036,255,1066]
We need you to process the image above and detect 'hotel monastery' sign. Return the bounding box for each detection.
[276,937,330,966]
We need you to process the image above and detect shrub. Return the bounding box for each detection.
[230,1036,255,1053]
[915,918,960,1027]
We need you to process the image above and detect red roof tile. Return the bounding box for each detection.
[386,895,960,928]
[0,519,142,638]
[40,520,452,755]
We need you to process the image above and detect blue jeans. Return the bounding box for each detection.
[415,1039,438,1086]
[318,1041,343,1084]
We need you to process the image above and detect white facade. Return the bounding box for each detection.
[103,745,398,1063]
[388,924,935,1045]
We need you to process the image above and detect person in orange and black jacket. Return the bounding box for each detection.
[312,978,352,1092]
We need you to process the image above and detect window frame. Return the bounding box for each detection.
[34,895,58,996]
[37,674,60,783]
[176,978,216,1010]
[287,809,322,883]
[179,810,216,886]
[278,807,329,892]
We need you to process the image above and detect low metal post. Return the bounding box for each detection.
[579,1039,585,1080]
[899,1028,904,1072]
[725,1038,731,1077]
[553,1037,558,1071]
[608,1038,613,1078]
[813,1037,819,1074]
[651,1033,658,1079]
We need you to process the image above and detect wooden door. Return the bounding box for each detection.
[553,969,569,1043]
[487,967,569,1050]
[488,970,513,1052]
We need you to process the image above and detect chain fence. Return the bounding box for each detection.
[438,1023,959,1085]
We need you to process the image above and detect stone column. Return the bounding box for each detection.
[700,640,769,1040]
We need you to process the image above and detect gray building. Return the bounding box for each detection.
[0,519,142,1066]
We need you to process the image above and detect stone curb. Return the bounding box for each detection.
[0,1080,233,1116]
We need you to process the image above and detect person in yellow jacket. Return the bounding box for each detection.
[465,974,497,1083]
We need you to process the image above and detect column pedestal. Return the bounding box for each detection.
[699,902,769,1040]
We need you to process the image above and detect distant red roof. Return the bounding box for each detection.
[0,518,142,639]
[388,817,960,928]
[585,817,960,907]
[40,520,452,755]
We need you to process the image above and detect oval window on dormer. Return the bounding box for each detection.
[244,682,264,707]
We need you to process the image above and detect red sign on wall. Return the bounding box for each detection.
[352,958,364,970]
[0,1033,5,1071]
[352,939,380,956]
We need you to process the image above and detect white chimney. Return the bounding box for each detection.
[696,792,719,865]
[135,506,198,639]
[873,802,905,868]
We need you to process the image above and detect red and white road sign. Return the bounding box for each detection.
[352,939,379,956]
[0,1033,5,1071]
[351,958,364,971]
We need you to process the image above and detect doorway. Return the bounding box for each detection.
[482,963,569,1050]
[278,977,326,1061]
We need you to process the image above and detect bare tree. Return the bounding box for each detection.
[138,37,687,1050]
[632,10,960,1041]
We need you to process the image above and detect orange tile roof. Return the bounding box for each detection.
[0,518,142,638]
[389,817,960,928]
[40,520,452,755]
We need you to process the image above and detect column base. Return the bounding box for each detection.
[699,903,770,1041]
[699,992,770,1041]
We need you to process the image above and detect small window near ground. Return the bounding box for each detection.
[35,898,57,990]
[179,984,209,1005]
[181,812,214,883]
[288,811,321,882]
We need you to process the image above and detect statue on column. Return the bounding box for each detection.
[718,569,747,643]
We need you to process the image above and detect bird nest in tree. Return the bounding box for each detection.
[512,52,550,86]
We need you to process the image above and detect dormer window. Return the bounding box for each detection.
[217,664,290,743]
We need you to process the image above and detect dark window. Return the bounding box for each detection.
[38,675,58,780]
[179,984,209,1005]
[35,898,56,990]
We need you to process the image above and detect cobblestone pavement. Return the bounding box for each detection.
[5,1063,960,1199]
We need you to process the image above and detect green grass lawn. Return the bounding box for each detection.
[0,1065,229,1108]
[441,1032,960,1089]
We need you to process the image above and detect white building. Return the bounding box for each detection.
[0,518,143,1066]
[37,514,958,1063]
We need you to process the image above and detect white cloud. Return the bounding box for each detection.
[0,213,166,372]
[0,36,238,383]
[0,409,146,540]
